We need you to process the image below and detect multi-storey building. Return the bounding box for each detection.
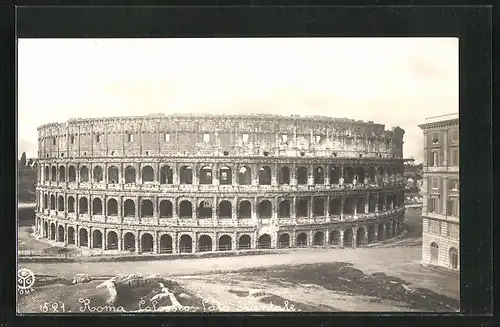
[419,113,459,270]
[34,114,406,255]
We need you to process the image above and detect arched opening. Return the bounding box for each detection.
[123,233,135,251]
[199,166,213,184]
[238,200,252,218]
[68,166,76,182]
[313,231,325,245]
[124,166,136,184]
[107,231,118,250]
[179,166,193,184]
[67,227,75,245]
[296,198,308,218]
[218,201,232,218]
[79,197,88,214]
[238,166,251,185]
[449,247,458,269]
[79,228,88,247]
[386,195,393,210]
[179,235,193,253]
[58,166,66,182]
[57,195,64,211]
[313,198,325,217]
[378,195,385,212]
[378,224,385,241]
[367,167,376,183]
[219,166,232,185]
[356,167,365,183]
[142,166,154,182]
[258,200,272,218]
[329,166,340,184]
[140,233,154,253]
[218,235,232,251]
[329,198,341,215]
[386,222,393,238]
[68,196,75,213]
[279,166,290,185]
[50,195,55,210]
[159,200,173,218]
[108,166,119,183]
[92,230,103,249]
[238,235,251,250]
[278,234,290,248]
[198,235,212,252]
[356,197,366,214]
[51,166,57,181]
[343,229,353,248]
[123,199,136,217]
[430,242,439,264]
[140,200,154,217]
[49,223,56,240]
[107,199,118,216]
[278,200,290,218]
[377,167,385,183]
[159,234,173,253]
[44,166,49,181]
[92,198,103,215]
[159,165,173,184]
[92,166,103,182]
[198,200,213,218]
[43,194,48,209]
[297,166,308,185]
[258,234,271,249]
[296,232,308,247]
[57,225,64,242]
[343,197,355,215]
[356,227,365,246]
[367,225,375,244]
[313,166,324,184]
[329,230,340,245]
[259,166,272,185]
[179,201,192,218]
[368,194,377,213]
[344,167,354,184]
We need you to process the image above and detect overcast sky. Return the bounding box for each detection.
[18,38,458,162]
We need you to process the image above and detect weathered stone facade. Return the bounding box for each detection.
[419,113,459,270]
[35,114,406,254]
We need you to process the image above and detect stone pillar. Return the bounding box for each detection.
[324,164,329,185]
[271,163,278,186]
[364,228,369,246]
[339,165,344,185]
[212,232,217,251]
[252,197,257,223]
[118,231,122,251]
[308,165,314,185]
[273,196,278,222]
[173,163,180,185]
[135,232,140,253]
[340,197,344,221]
[89,227,93,249]
[193,197,198,220]
[213,163,219,186]
[352,227,357,248]
[252,164,258,186]
[173,198,178,219]
[339,229,344,248]
[291,197,297,222]
[213,196,219,225]
[443,177,448,215]
[232,232,237,250]
[153,233,158,253]
[232,197,238,222]
[308,197,313,219]
[172,233,178,254]
[64,223,69,245]
[374,224,379,241]
[102,229,107,250]
[443,129,448,167]
[75,226,80,246]
[325,228,330,244]
[353,200,357,219]
[375,193,379,213]
[365,195,370,214]
[290,163,297,186]
[324,197,329,219]
[232,164,238,186]
[192,163,199,186]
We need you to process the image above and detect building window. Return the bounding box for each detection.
[449,179,459,191]
[447,223,459,239]
[203,133,210,142]
[450,129,459,142]
[450,148,459,166]
[428,220,441,235]
[70,135,75,144]
[430,151,439,166]
[281,134,288,143]
[52,137,56,145]
[428,197,437,213]
[96,134,101,143]
[242,134,249,143]
[447,198,458,216]
[431,177,439,189]
[127,133,134,143]
[164,133,170,142]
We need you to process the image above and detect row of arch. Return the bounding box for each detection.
[41,193,403,218]
[429,242,459,270]
[39,220,401,253]
[42,164,403,185]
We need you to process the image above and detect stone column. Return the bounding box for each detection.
[192,163,199,186]
[213,163,219,186]
[443,129,448,167]
[232,197,238,222]
[375,193,379,213]
[232,164,238,186]
[340,196,344,221]
[193,197,198,221]
[291,197,297,223]
[324,164,329,185]
[232,232,237,250]
[352,227,357,248]
[308,165,314,185]
[273,196,278,222]
[252,197,257,223]
[308,197,313,219]
[212,232,217,252]
[364,228,369,246]
[339,229,344,248]
[89,227,93,249]
[443,177,448,215]
[290,162,297,186]
[118,232,122,251]
[374,224,379,241]
[64,223,69,245]
[252,164,258,186]
[173,163,180,185]
[213,196,219,225]
[152,233,158,253]
[365,194,370,214]
[172,233,178,254]
[324,197,329,219]
[325,228,330,245]
[135,232,140,253]
[271,163,278,186]
[173,198,178,220]
[339,165,344,185]
[75,226,80,246]
[353,200,357,219]
[102,229,107,250]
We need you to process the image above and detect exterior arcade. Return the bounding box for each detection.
[34,114,406,255]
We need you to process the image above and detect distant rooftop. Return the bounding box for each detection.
[423,113,458,124]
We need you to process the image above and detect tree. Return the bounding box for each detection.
[20,152,27,168]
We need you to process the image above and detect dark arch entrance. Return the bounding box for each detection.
[343,229,353,248]
[92,230,103,249]
[123,232,136,251]
[179,235,193,253]
[296,232,307,247]
[79,229,88,247]
[179,201,193,218]
[238,235,251,250]
[378,224,385,241]
[57,225,64,242]
[329,230,340,245]
[67,227,75,245]
[198,235,213,252]
[278,234,290,248]
[258,200,272,218]
[43,221,48,238]
[107,231,118,250]
[356,227,366,246]
[159,234,173,253]
[313,231,325,245]
[367,225,375,244]
[218,235,232,251]
[258,234,272,249]
[50,223,56,240]
[238,201,251,218]
[141,233,154,253]
[430,242,439,264]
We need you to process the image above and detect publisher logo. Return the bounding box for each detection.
[18,268,35,295]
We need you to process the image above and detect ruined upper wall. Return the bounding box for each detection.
[37,114,405,159]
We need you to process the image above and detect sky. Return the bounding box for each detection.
[18,38,458,162]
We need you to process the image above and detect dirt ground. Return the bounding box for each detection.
[18,209,459,312]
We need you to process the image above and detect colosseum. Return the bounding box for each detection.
[34,114,406,255]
